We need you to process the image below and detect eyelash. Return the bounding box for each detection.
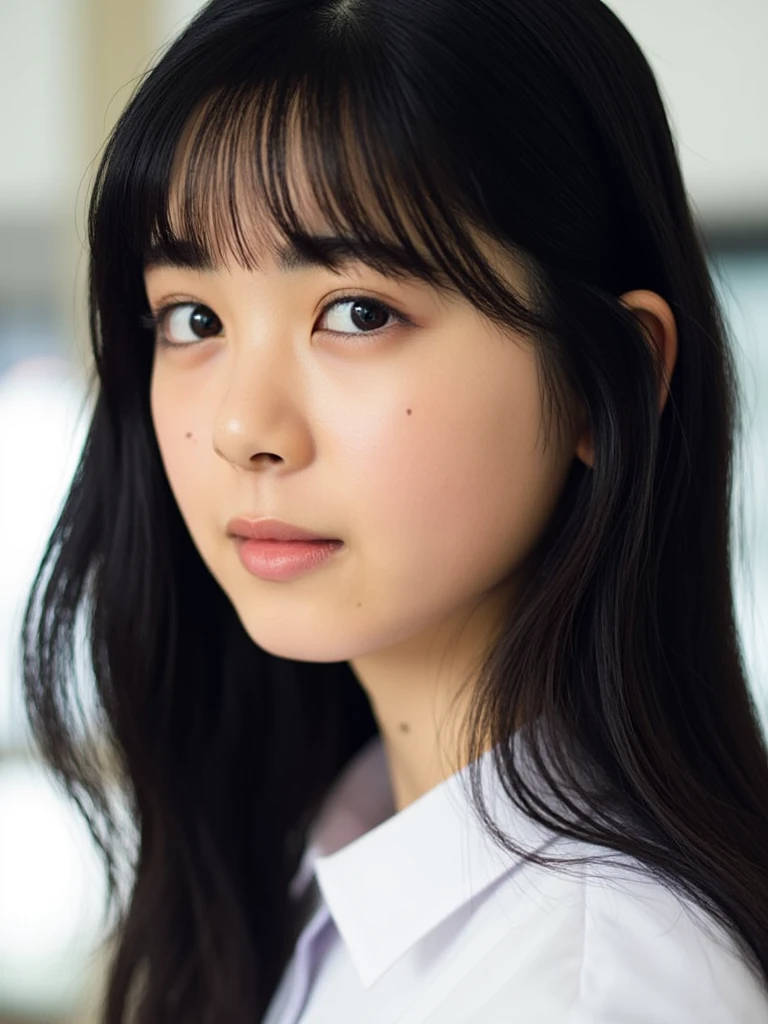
[139,293,413,349]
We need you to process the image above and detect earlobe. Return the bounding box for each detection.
[573,290,679,471]
[573,398,594,470]
[575,432,594,470]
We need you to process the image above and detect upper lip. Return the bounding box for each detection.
[226,517,339,542]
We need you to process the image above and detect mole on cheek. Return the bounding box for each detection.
[406,408,412,416]
[185,431,194,440]
[398,722,411,734]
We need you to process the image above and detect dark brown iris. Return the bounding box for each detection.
[350,300,388,331]
[189,305,221,338]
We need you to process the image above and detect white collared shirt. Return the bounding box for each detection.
[263,731,768,1023]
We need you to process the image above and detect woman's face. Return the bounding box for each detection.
[145,211,586,666]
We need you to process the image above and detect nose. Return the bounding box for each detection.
[211,346,313,473]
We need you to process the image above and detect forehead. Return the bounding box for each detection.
[150,110,446,285]
[159,90,392,266]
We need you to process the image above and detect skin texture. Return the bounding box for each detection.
[145,200,678,812]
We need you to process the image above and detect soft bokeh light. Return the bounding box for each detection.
[0,357,91,750]
[0,758,109,1016]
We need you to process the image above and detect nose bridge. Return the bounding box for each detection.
[211,325,306,470]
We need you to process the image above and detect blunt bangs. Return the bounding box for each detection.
[118,53,548,342]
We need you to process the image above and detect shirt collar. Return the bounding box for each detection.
[290,725,556,988]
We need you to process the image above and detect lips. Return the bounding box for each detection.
[234,537,344,581]
[225,516,339,542]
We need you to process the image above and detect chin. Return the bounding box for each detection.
[234,613,364,665]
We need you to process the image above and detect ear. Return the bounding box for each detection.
[574,289,678,469]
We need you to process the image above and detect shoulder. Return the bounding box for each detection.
[569,853,768,1022]
[443,841,768,1024]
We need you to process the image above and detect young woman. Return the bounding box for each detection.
[21,0,768,1020]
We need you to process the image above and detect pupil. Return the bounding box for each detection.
[351,301,387,331]
[191,306,219,337]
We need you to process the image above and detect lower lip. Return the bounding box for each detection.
[234,538,344,581]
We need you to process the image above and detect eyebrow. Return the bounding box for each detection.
[142,234,446,287]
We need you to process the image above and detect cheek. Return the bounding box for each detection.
[149,371,208,522]
[351,360,567,597]
[150,375,180,480]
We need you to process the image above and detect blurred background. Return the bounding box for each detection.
[0,0,766,1019]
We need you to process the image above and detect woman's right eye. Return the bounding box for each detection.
[147,303,223,346]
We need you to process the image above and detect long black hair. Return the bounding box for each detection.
[21,0,768,1019]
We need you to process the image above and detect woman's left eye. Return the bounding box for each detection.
[317,296,411,336]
